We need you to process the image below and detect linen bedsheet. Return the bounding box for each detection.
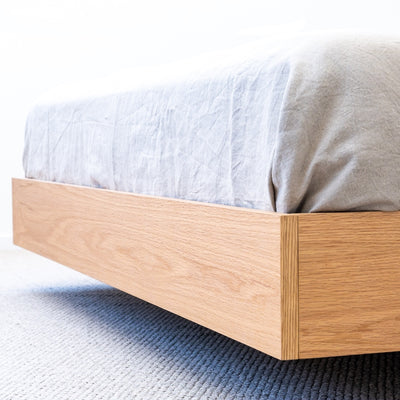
[23,33,400,212]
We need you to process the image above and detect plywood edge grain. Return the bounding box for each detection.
[12,178,284,359]
[280,215,299,360]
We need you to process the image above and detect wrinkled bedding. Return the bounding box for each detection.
[24,33,400,212]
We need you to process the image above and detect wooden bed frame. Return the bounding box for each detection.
[12,178,400,360]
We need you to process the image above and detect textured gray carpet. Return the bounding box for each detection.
[1,248,399,400]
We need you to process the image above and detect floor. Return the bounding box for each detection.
[1,246,399,400]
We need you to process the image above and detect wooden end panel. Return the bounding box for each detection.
[280,215,299,360]
[13,178,283,358]
[298,212,400,359]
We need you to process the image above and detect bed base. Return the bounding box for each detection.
[12,178,400,360]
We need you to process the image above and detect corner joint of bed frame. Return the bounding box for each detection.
[280,214,299,360]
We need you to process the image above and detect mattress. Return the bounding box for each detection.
[23,33,400,213]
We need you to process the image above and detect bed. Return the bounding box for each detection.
[13,33,400,360]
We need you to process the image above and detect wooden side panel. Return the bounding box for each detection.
[280,215,299,360]
[13,178,283,358]
[298,212,400,359]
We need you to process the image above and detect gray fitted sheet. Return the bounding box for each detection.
[24,33,400,213]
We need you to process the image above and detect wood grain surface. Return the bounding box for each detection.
[298,212,400,358]
[13,178,287,358]
[15,178,400,360]
[280,215,299,360]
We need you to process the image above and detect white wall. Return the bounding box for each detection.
[1,0,400,241]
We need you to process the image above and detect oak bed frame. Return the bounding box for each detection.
[12,178,400,360]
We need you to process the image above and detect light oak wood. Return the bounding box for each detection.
[13,178,295,359]
[298,212,400,358]
[16,178,400,360]
[280,215,299,360]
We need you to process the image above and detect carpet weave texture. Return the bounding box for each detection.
[1,248,399,400]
